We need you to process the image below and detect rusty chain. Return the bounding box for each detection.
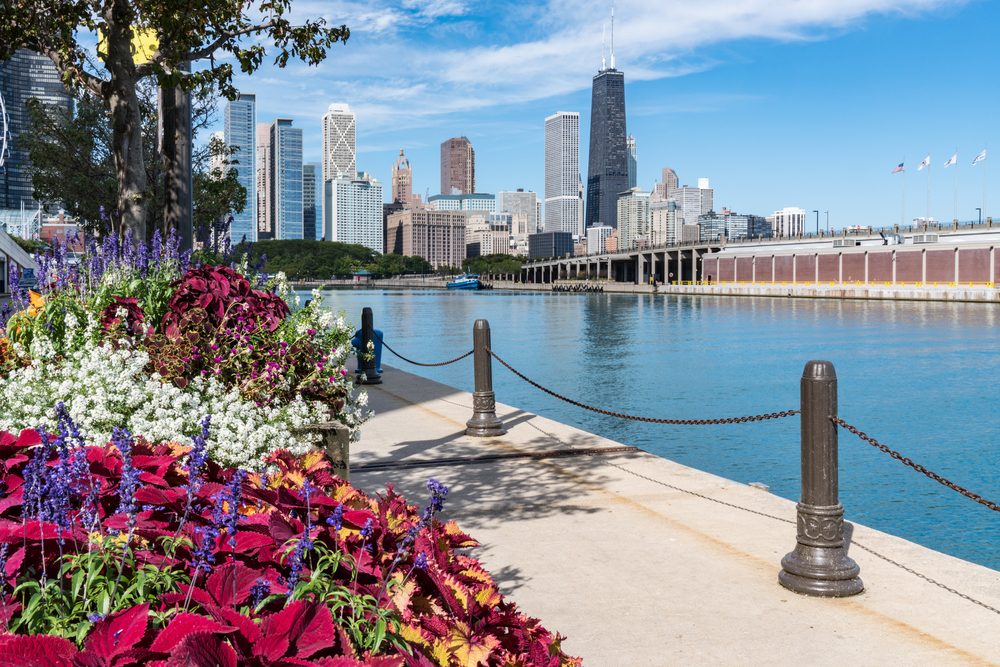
[370,331,474,367]
[487,347,799,425]
[833,417,1000,513]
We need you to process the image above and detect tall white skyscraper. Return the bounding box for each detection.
[669,180,714,227]
[255,123,272,240]
[544,111,580,235]
[269,119,303,240]
[325,172,383,252]
[224,93,256,242]
[322,103,356,182]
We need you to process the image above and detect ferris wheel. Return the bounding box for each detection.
[0,89,9,173]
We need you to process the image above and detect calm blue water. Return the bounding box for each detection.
[305,288,1000,571]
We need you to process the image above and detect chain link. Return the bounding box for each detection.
[487,347,799,425]
[833,417,1000,513]
[370,331,474,367]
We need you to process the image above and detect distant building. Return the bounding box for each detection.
[649,191,679,246]
[585,54,628,229]
[544,111,581,235]
[428,193,495,212]
[382,202,405,251]
[391,149,413,206]
[466,221,511,257]
[255,122,271,239]
[499,189,540,238]
[302,163,320,241]
[587,224,614,254]
[322,103,356,182]
[769,207,805,236]
[653,167,678,199]
[209,131,226,174]
[626,135,637,189]
[325,171,383,252]
[224,93,257,242]
[40,210,83,251]
[573,238,587,257]
[616,187,649,250]
[0,49,74,210]
[669,180,714,227]
[386,209,466,268]
[681,224,700,243]
[441,137,475,195]
[528,231,574,259]
[605,230,619,253]
[268,119,303,240]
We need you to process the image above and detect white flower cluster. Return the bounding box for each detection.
[0,319,331,471]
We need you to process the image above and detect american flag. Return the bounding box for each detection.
[892,162,904,174]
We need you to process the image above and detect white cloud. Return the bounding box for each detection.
[233,0,965,131]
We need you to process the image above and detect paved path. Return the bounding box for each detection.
[349,364,1000,666]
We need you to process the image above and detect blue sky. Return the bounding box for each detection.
[213,0,999,229]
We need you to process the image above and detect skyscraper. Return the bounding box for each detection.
[223,93,256,242]
[325,171,383,252]
[303,163,320,241]
[626,135,637,189]
[392,149,412,206]
[499,189,540,238]
[321,103,356,182]
[441,137,475,195]
[653,167,678,198]
[544,111,580,236]
[669,180,714,227]
[585,31,628,229]
[0,49,74,209]
[255,123,271,240]
[269,119,303,240]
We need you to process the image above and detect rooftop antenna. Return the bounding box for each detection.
[602,24,606,71]
[610,2,615,70]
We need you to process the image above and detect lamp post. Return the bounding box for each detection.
[976,207,982,225]
[825,211,829,232]
[813,210,819,235]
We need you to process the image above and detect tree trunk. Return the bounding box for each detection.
[105,3,147,242]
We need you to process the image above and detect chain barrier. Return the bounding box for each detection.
[370,331,473,367]
[833,417,1000,514]
[487,347,799,425]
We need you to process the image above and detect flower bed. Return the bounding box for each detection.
[0,230,368,470]
[0,416,581,666]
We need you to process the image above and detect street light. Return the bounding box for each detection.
[976,208,982,225]
[813,210,819,235]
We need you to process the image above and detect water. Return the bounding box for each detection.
[304,287,1000,571]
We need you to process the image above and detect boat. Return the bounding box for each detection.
[446,274,481,290]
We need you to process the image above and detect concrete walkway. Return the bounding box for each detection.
[349,364,1000,666]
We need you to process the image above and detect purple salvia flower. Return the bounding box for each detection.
[111,427,140,528]
[326,504,344,531]
[413,552,428,570]
[248,578,271,608]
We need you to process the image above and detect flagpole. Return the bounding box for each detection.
[984,142,988,224]
[926,154,930,225]
[954,147,958,223]
[902,157,906,227]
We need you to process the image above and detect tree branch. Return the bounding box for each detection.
[134,20,278,77]
[42,48,108,98]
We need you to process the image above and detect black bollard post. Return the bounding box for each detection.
[465,319,506,437]
[779,360,863,597]
[358,307,382,385]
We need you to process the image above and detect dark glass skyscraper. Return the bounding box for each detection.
[0,50,73,209]
[585,67,627,229]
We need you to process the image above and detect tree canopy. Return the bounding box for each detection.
[461,254,524,275]
[235,240,433,280]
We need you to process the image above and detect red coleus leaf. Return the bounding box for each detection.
[203,604,263,656]
[148,612,236,654]
[230,530,275,554]
[81,603,149,665]
[251,633,289,662]
[206,562,261,607]
[133,486,183,507]
[260,600,337,660]
[164,630,237,667]
[0,633,78,667]
[268,511,298,544]
[15,429,41,449]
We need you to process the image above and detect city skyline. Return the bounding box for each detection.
[206,0,1000,230]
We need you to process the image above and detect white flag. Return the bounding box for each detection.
[974,149,987,164]
[944,154,957,168]
[917,156,930,170]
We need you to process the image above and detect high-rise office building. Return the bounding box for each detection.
[544,111,580,236]
[255,123,272,240]
[0,49,74,210]
[303,163,320,241]
[385,208,466,268]
[499,189,540,238]
[653,167,678,199]
[441,137,475,195]
[223,93,256,242]
[626,135,637,190]
[268,119,303,240]
[669,180,714,227]
[769,207,806,236]
[649,190,679,246]
[392,149,412,206]
[585,35,628,229]
[325,171,383,252]
[321,103,356,182]
[616,187,649,250]
[697,210,770,242]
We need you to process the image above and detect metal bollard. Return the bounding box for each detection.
[779,360,863,597]
[357,307,382,385]
[465,319,506,437]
